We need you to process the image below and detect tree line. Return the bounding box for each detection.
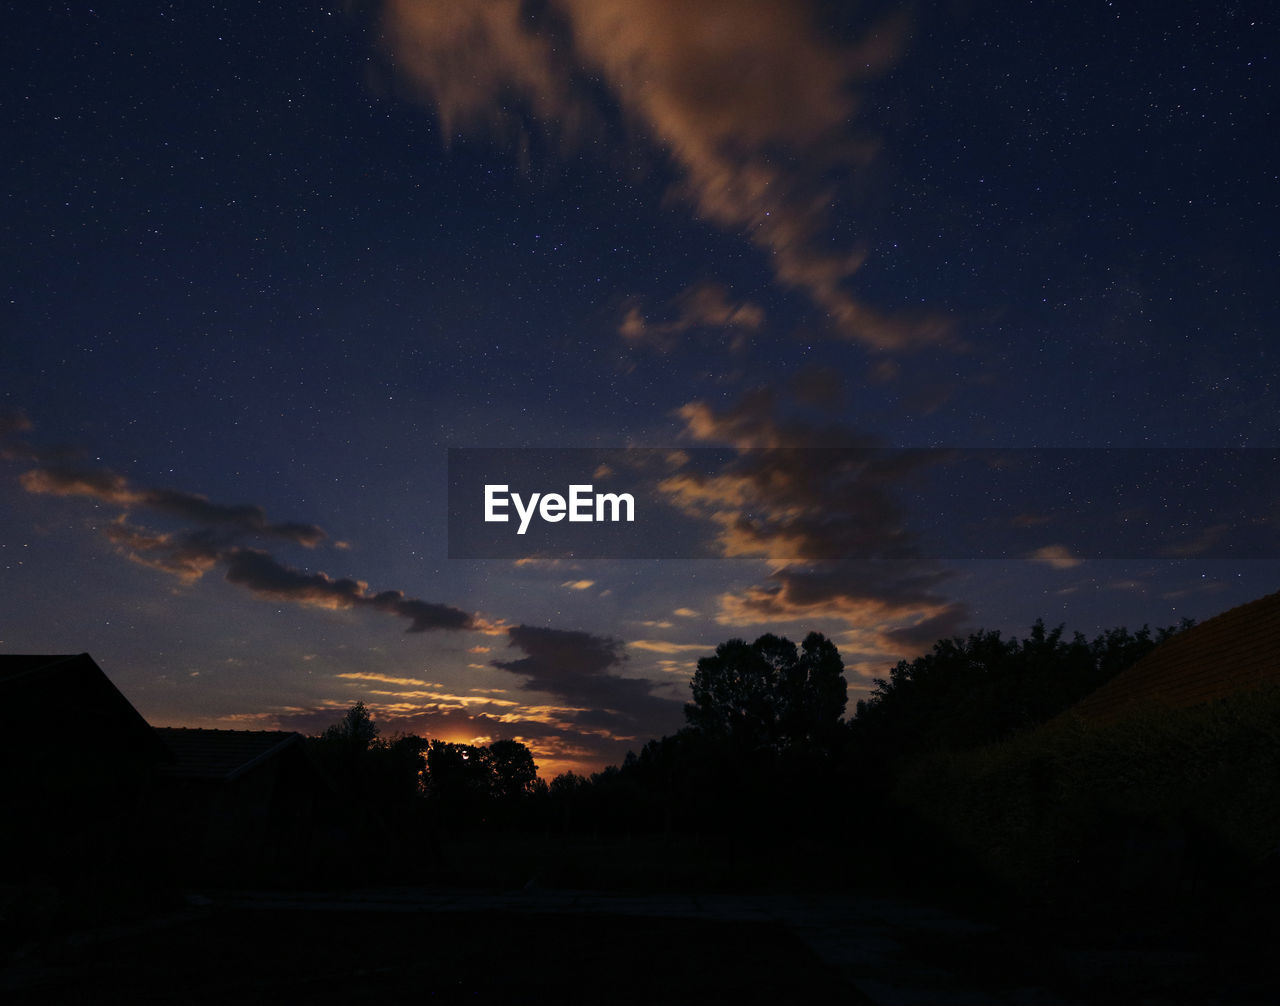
[313,619,1187,844]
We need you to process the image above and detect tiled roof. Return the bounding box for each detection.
[155,727,302,781]
[1071,589,1280,725]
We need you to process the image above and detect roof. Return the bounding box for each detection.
[0,654,310,782]
[155,726,303,781]
[0,652,171,762]
[0,653,88,682]
[1071,589,1280,725]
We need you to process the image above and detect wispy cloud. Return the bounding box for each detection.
[380,0,951,351]
[628,639,708,655]
[21,465,326,546]
[1027,544,1083,570]
[1158,523,1232,559]
[8,417,476,635]
[335,671,439,688]
[620,282,764,352]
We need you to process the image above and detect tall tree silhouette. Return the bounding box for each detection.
[489,739,539,801]
[323,699,379,751]
[686,631,847,754]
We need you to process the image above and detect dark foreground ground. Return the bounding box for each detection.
[6,886,1278,1005]
[4,903,856,1005]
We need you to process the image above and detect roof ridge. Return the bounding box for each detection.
[1070,588,1280,724]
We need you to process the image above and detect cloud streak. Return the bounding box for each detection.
[9,420,475,635]
[22,464,326,547]
[224,548,474,632]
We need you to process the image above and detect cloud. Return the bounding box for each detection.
[361,689,521,708]
[335,671,439,688]
[1027,544,1083,570]
[1158,523,1231,559]
[561,579,596,590]
[379,0,951,351]
[628,639,709,654]
[21,465,135,503]
[224,548,474,632]
[21,463,326,547]
[8,418,476,636]
[0,408,33,440]
[621,282,764,351]
[512,557,579,569]
[492,624,682,732]
[663,393,969,661]
[102,518,224,583]
[378,0,578,140]
[0,408,73,464]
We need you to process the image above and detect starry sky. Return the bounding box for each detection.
[3,1,1276,778]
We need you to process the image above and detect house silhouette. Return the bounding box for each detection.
[0,653,346,884]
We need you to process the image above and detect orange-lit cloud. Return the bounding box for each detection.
[1027,544,1083,570]
[362,690,521,709]
[628,639,708,654]
[379,0,577,140]
[663,393,968,665]
[102,518,222,583]
[267,695,643,777]
[10,427,477,634]
[621,282,764,352]
[336,671,440,687]
[379,0,950,351]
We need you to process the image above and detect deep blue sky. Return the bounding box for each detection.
[3,1,1275,776]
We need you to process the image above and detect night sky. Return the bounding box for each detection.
[3,1,1275,777]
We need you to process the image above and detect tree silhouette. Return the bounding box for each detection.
[424,740,494,821]
[489,739,539,801]
[322,699,379,751]
[851,619,1191,763]
[686,631,847,755]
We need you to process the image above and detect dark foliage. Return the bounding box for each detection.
[540,633,853,841]
[849,619,1191,769]
[307,704,547,846]
[686,631,847,755]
